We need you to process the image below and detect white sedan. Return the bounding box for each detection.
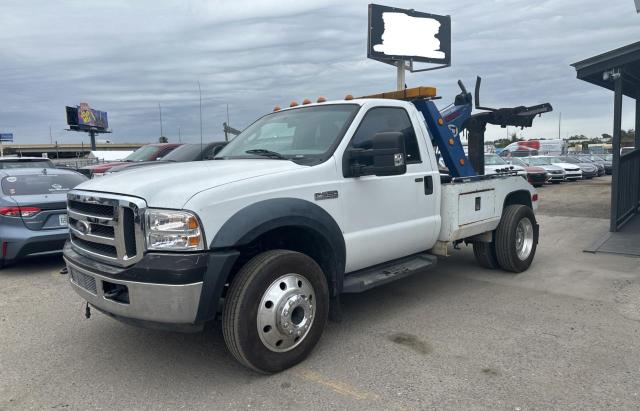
[485,154,527,177]
[533,156,582,181]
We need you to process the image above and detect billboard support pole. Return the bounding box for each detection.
[90,130,96,151]
[396,60,406,91]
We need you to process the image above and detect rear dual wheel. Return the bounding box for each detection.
[473,205,538,273]
[222,250,329,374]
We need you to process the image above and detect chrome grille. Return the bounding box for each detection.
[69,266,97,294]
[67,191,146,267]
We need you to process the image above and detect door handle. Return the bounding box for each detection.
[424,176,433,195]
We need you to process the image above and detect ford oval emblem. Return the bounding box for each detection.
[76,220,91,235]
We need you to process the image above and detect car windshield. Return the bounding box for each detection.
[216,104,359,164]
[528,157,551,165]
[1,172,87,195]
[162,144,209,161]
[484,154,507,165]
[0,159,53,169]
[509,158,526,167]
[548,156,566,163]
[125,146,163,162]
[602,154,613,161]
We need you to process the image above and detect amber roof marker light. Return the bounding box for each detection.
[317,96,327,103]
[358,86,437,101]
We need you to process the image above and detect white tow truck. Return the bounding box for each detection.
[63,80,551,373]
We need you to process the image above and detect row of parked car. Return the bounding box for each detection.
[0,142,228,267]
[484,153,612,187]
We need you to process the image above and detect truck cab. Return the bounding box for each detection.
[64,84,546,373]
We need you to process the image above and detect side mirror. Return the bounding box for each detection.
[344,132,407,177]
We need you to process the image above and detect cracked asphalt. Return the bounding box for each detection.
[2,176,639,410]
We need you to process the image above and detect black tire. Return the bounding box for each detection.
[495,205,538,273]
[222,250,329,374]
[473,240,499,269]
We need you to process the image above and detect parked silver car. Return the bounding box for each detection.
[0,168,87,267]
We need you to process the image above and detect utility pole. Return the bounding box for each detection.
[158,103,164,140]
[49,125,52,144]
[225,104,230,142]
[198,81,203,152]
[178,126,182,143]
[558,112,562,140]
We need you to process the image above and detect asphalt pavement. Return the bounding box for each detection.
[1,177,639,410]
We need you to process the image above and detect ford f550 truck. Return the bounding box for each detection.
[63,79,551,373]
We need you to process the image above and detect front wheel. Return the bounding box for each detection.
[495,205,538,273]
[222,250,329,373]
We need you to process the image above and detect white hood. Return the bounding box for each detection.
[75,159,304,208]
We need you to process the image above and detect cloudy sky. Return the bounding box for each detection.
[1,0,639,145]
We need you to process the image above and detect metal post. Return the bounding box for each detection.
[396,60,406,91]
[198,81,203,153]
[89,130,96,151]
[610,74,623,232]
[636,88,640,148]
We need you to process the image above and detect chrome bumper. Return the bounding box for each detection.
[65,258,203,324]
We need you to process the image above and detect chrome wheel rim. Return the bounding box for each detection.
[515,217,534,261]
[257,273,315,352]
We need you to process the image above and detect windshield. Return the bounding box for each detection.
[528,157,551,165]
[509,158,527,167]
[602,154,613,161]
[0,159,53,169]
[1,172,87,195]
[484,154,507,165]
[125,146,163,162]
[560,156,579,164]
[163,144,209,161]
[216,104,359,164]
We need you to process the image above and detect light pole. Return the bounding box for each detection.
[158,103,164,140]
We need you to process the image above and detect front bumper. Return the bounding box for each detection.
[564,171,582,180]
[63,242,239,328]
[527,172,548,185]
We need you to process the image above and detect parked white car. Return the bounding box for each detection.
[484,154,527,177]
[533,156,582,181]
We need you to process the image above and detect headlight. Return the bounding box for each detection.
[145,209,204,251]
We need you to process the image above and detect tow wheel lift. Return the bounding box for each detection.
[365,77,553,178]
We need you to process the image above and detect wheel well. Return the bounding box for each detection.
[503,190,532,209]
[228,225,339,295]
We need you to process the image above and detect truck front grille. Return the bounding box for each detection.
[67,191,146,267]
[69,266,97,294]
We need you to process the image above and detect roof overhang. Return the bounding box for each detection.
[572,41,640,99]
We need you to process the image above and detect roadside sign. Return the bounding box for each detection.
[0,133,14,142]
[368,4,451,68]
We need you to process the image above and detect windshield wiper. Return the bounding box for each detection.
[245,149,288,160]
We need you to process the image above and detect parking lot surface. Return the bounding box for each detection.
[2,177,639,410]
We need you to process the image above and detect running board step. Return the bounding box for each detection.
[342,253,437,293]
